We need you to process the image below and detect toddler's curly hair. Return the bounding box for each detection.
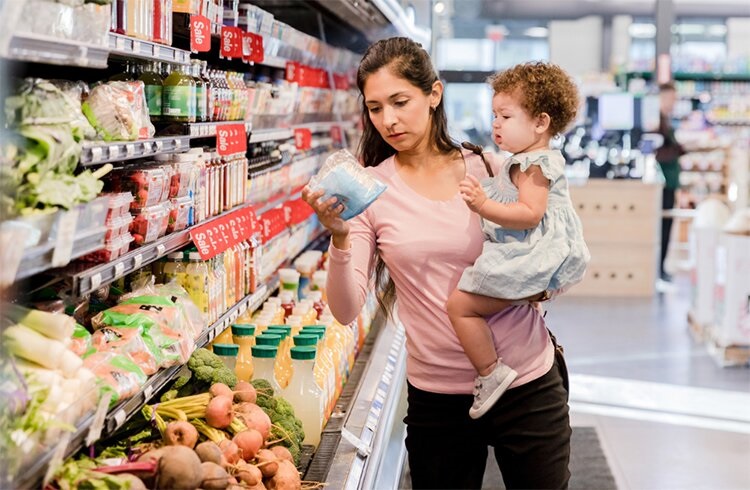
[489,62,580,136]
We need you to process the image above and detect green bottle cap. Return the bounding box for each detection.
[231,324,256,336]
[290,346,317,360]
[268,324,292,333]
[293,334,318,346]
[251,345,278,358]
[265,328,290,339]
[255,334,282,346]
[213,343,239,356]
[302,324,327,330]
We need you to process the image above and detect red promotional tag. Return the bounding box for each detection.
[220,26,243,59]
[286,61,300,83]
[241,31,254,63]
[190,15,211,52]
[190,207,258,260]
[216,123,247,156]
[252,33,264,63]
[293,128,312,151]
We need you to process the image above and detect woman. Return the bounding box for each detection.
[302,37,571,489]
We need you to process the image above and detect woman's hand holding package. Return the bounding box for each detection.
[302,186,351,247]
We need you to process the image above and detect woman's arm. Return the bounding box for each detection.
[326,209,378,324]
[459,166,550,230]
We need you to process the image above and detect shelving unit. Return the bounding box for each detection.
[108,33,191,65]
[6,32,109,68]
[80,136,192,166]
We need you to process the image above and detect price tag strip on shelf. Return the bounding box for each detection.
[189,206,258,260]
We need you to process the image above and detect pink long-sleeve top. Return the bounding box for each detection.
[326,150,554,394]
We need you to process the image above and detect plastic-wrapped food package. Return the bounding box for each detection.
[130,203,170,245]
[83,352,148,407]
[103,192,134,220]
[307,149,387,220]
[17,0,109,46]
[82,82,155,141]
[69,323,93,358]
[104,214,133,241]
[80,232,134,262]
[167,196,192,233]
[90,322,162,375]
[109,167,168,210]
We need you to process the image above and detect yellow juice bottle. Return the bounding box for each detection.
[232,324,255,382]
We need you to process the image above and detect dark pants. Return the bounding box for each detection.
[661,188,676,276]
[404,348,571,489]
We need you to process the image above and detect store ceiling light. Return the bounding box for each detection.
[523,27,548,38]
[434,1,445,14]
[629,23,656,38]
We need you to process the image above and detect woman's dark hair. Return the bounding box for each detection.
[355,37,460,318]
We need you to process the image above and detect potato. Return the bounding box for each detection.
[155,445,203,489]
[200,461,230,489]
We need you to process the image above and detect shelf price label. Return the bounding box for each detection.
[190,206,258,260]
[190,15,211,52]
[220,26,243,59]
[242,31,254,63]
[294,128,312,151]
[216,123,247,156]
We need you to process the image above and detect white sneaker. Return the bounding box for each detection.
[468,362,518,419]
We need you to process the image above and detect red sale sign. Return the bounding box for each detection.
[251,32,264,63]
[190,206,258,260]
[220,26,243,59]
[293,128,312,151]
[216,123,247,156]
[190,15,211,52]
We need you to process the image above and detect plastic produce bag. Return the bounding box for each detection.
[82,82,155,141]
[83,352,148,407]
[307,149,387,220]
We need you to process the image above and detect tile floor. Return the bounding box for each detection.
[550,275,750,490]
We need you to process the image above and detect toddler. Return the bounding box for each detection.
[446,62,590,419]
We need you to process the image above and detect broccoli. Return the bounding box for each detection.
[274,397,294,418]
[250,378,274,398]
[186,348,237,388]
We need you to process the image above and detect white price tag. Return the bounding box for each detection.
[133,40,142,53]
[239,302,248,315]
[151,43,158,57]
[85,391,113,446]
[133,253,143,269]
[340,427,370,458]
[125,143,135,157]
[109,145,120,159]
[156,244,166,256]
[90,272,102,291]
[114,262,125,279]
[155,140,164,152]
[51,209,79,267]
[144,384,154,400]
[90,146,103,162]
[207,328,216,342]
[43,432,71,486]
[113,409,127,428]
[116,35,126,50]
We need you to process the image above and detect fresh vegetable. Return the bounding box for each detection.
[155,445,203,490]
[266,459,302,490]
[187,348,238,389]
[3,324,83,377]
[3,303,75,340]
[248,379,305,465]
[255,448,278,478]
[164,421,199,448]
[233,381,257,403]
[232,429,263,460]
[200,461,230,489]
[270,445,294,464]
[205,395,234,429]
[209,382,233,398]
[235,461,263,486]
[195,441,223,464]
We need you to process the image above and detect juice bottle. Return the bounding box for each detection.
[279,290,296,320]
[308,291,325,319]
[139,61,163,121]
[162,64,194,122]
[232,324,256,382]
[311,270,328,303]
[284,346,323,447]
[111,0,128,35]
[191,60,208,123]
[213,326,234,346]
[200,61,215,122]
[213,343,238,372]
[162,251,187,286]
[109,61,137,82]
[251,345,282,393]
[153,0,171,46]
[267,329,292,389]
[185,252,209,321]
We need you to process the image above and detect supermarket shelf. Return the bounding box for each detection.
[262,55,288,69]
[108,33,191,65]
[197,282,273,347]
[79,136,192,167]
[249,128,294,144]
[67,203,252,298]
[5,33,109,68]
[294,120,355,134]
[187,121,253,138]
[252,189,303,216]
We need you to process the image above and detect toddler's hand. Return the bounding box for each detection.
[459,174,487,214]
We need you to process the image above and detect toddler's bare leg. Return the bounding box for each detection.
[446,289,513,376]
